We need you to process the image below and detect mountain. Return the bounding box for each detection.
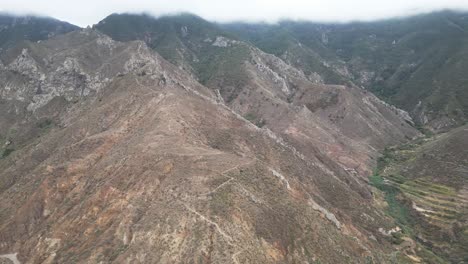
[95,13,419,178]
[0,13,78,53]
[0,28,414,263]
[374,124,468,262]
[223,11,468,132]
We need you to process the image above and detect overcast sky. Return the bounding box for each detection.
[1,0,468,27]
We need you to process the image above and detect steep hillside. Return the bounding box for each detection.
[96,13,420,179]
[222,44,419,178]
[374,125,468,263]
[223,11,468,131]
[0,13,78,53]
[0,29,418,263]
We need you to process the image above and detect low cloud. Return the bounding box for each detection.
[1,0,468,27]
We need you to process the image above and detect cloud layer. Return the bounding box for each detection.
[2,0,468,27]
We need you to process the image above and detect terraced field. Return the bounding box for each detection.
[386,175,468,229]
[374,125,468,263]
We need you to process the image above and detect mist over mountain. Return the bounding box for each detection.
[0,13,78,52]
[0,8,466,264]
[3,0,468,27]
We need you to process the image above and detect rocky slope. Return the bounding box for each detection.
[0,26,424,263]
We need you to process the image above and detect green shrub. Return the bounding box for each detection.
[243,113,257,122]
[37,118,54,129]
[370,173,412,233]
[1,148,14,158]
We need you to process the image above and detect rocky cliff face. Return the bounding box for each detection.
[0,27,424,263]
